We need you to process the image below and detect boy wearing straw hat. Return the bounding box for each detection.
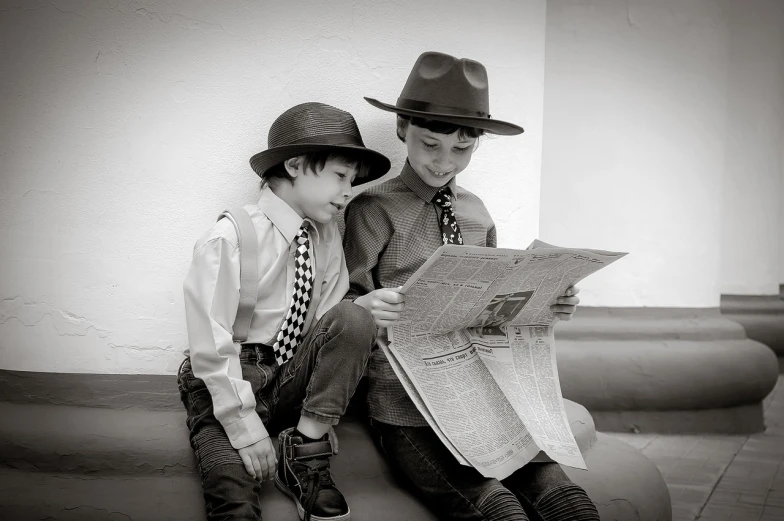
[179,102,389,521]
[344,53,600,520]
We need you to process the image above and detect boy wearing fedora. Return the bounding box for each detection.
[344,53,600,520]
[179,102,389,521]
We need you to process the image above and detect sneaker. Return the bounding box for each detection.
[275,427,350,521]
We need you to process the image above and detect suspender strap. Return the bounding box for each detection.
[218,207,258,343]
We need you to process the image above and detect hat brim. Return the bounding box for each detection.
[364,97,524,136]
[250,143,391,186]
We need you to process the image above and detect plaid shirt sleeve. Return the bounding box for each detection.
[342,193,395,301]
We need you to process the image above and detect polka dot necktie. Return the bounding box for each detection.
[272,224,313,366]
[433,187,463,246]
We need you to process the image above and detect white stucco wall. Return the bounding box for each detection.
[540,0,731,308]
[719,0,784,296]
[0,0,546,373]
[778,31,784,290]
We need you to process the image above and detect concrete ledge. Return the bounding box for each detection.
[721,293,784,361]
[0,370,179,410]
[0,369,670,520]
[0,436,671,521]
[0,469,209,521]
[0,398,594,477]
[0,402,197,476]
[555,307,779,433]
[567,433,670,521]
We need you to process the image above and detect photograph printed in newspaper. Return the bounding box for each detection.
[382,240,627,480]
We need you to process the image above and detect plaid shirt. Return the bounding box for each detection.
[343,162,497,426]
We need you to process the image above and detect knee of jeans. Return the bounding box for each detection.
[477,486,528,520]
[329,301,376,345]
[534,483,599,521]
[192,425,245,480]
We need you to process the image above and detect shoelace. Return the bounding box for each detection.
[301,459,333,521]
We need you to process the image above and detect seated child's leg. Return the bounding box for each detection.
[503,463,600,521]
[177,359,262,520]
[272,301,376,427]
[370,420,530,521]
[269,301,376,521]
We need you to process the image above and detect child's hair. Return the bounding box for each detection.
[396,115,485,143]
[261,151,371,189]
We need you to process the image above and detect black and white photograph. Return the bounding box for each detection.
[1,1,783,520]
[471,291,535,329]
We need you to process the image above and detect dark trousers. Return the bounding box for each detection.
[178,301,376,521]
[370,420,600,521]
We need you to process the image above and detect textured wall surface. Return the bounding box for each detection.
[719,0,784,296]
[541,0,732,307]
[0,0,546,373]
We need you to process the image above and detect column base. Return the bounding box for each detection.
[721,289,784,371]
[555,307,779,434]
[591,403,763,435]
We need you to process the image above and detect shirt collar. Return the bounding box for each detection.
[257,187,320,245]
[400,160,458,203]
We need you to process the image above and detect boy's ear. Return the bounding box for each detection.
[396,117,409,143]
[283,156,303,178]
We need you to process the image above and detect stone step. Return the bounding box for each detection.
[0,468,209,521]
[0,432,670,521]
[0,402,196,476]
[0,400,596,477]
[0,364,672,520]
[0,398,627,521]
[0,467,435,521]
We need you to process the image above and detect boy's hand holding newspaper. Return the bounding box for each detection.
[355,287,406,328]
[551,285,580,321]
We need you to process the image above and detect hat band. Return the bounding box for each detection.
[396,98,490,119]
[282,132,364,147]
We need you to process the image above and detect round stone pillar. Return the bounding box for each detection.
[541,0,778,432]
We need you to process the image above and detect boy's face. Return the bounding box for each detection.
[405,123,476,188]
[288,157,358,223]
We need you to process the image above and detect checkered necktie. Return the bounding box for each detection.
[272,224,314,366]
[433,187,463,245]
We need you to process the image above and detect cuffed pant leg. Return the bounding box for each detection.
[370,421,529,521]
[272,301,375,428]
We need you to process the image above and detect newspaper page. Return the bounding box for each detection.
[387,243,626,478]
[376,332,470,466]
[470,326,584,469]
[382,329,543,479]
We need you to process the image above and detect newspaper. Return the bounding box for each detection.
[384,240,627,480]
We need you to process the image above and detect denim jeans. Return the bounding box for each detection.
[369,420,599,521]
[178,301,375,521]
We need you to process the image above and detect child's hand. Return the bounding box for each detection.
[355,287,405,328]
[551,285,580,321]
[238,436,277,482]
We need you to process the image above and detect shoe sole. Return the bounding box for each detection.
[274,475,351,521]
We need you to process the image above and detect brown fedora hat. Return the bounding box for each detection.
[249,102,391,186]
[365,51,523,136]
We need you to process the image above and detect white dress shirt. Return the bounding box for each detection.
[183,187,349,449]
